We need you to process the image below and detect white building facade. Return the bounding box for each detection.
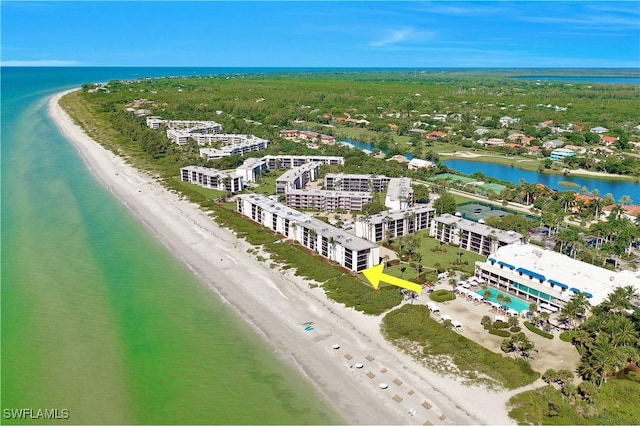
[237,194,380,272]
[286,189,373,211]
[475,244,640,310]
[355,205,435,242]
[180,166,243,193]
[430,214,523,256]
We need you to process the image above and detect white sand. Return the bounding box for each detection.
[50,89,518,425]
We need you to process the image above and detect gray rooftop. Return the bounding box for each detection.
[277,162,320,183]
[386,178,413,202]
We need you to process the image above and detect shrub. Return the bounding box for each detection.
[489,328,511,337]
[481,315,492,326]
[493,320,509,329]
[524,321,554,339]
[430,289,456,302]
[559,331,575,342]
[510,326,521,332]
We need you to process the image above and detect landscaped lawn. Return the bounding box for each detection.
[253,169,288,195]
[390,230,487,276]
[173,178,227,199]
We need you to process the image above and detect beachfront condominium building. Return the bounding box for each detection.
[276,162,321,194]
[262,155,344,169]
[385,178,413,210]
[474,244,640,311]
[430,214,523,256]
[550,148,576,161]
[235,158,268,182]
[180,166,243,193]
[286,189,373,211]
[355,205,435,242]
[236,194,380,272]
[324,173,391,192]
[199,137,269,160]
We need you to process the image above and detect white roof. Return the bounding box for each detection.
[426,302,440,312]
[441,314,452,322]
[452,320,462,328]
[485,244,640,306]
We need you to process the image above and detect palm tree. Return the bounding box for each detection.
[456,229,465,264]
[383,254,390,268]
[618,195,633,206]
[400,266,407,278]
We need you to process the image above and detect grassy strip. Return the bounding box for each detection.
[524,321,554,339]
[323,275,403,316]
[382,305,539,389]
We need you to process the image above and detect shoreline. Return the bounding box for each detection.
[49,88,519,425]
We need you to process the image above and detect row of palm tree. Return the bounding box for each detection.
[570,285,640,388]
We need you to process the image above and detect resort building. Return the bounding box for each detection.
[235,158,268,182]
[275,162,320,194]
[475,244,640,311]
[180,166,243,193]
[199,137,269,160]
[355,205,435,242]
[385,178,413,210]
[550,148,576,161]
[325,173,391,192]
[286,189,373,211]
[236,194,380,272]
[430,214,523,256]
[146,117,165,129]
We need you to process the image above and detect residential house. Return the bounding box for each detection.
[590,126,609,134]
[408,158,435,170]
[542,139,564,149]
[550,148,575,161]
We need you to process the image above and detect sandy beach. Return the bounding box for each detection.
[50,89,522,425]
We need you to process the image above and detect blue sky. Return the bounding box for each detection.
[2,1,639,67]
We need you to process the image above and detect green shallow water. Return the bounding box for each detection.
[1,68,343,425]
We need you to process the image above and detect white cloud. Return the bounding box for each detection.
[0,60,84,66]
[370,28,436,47]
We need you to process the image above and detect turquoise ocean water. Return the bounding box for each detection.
[1,67,343,424]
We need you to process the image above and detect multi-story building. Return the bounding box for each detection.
[286,189,372,211]
[180,166,243,193]
[355,205,435,242]
[430,214,523,256]
[324,173,390,192]
[236,194,380,272]
[385,178,413,210]
[275,162,320,194]
[475,244,640,311]
[199,137,269,160]
[235,158,268,182]
[262,155,344,169]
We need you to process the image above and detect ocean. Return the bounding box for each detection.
[1,67,342,424]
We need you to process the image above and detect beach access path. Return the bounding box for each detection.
[50,89,520,425]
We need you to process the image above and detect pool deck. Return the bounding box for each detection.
[416,281,581,375]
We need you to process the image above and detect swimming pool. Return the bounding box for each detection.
[476,288,530,312]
